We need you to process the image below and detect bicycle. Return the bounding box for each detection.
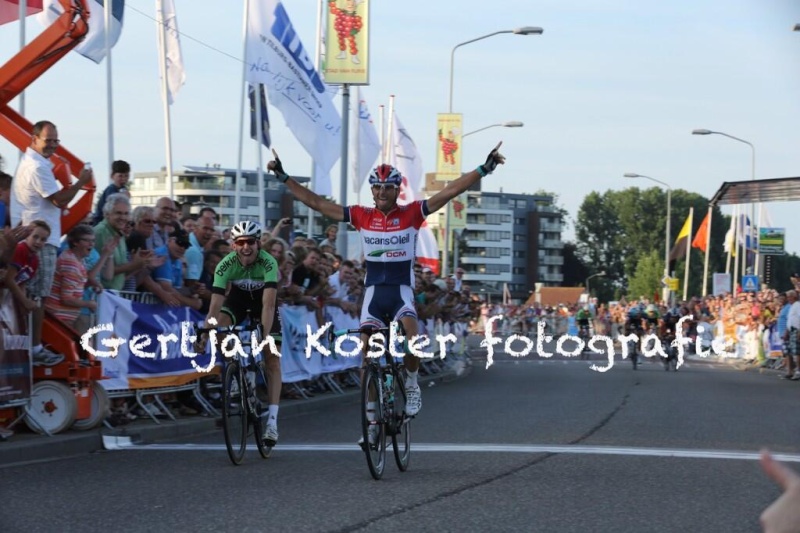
[329,321,412,480]
[195,314,272,465]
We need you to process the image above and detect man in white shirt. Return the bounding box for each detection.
[783,290,800,380]
[10,120,92,365]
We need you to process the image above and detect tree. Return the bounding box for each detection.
[561,241,590,287]
[627,249,664,301]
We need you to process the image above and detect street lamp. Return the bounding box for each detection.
[624,173,672,302]
[462,121,524,138]
[586,271,606,295]
[443,27,542,278]
[692,128,757,285]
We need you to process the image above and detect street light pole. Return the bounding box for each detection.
[624,173,672,302]
[462,121,524,138]
[692,129,757,285]
[442,27,542,278]
[585,271,606,296]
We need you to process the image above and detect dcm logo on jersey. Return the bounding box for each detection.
[367,249,407,259]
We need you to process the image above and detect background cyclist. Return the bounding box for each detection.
[266,143,506,429]
[204,221,282,447]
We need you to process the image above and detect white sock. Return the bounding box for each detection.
[366,401,377,422]
[268,404,279,424]
[406,370,418,387]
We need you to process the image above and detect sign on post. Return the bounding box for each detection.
[435,113,463,181]
[712,273,731,295]
[742,275,759,293]
[322,0,370,85]
[758,227,785,256]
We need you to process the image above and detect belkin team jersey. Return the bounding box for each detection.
[212,249,278,295]
[345,200,429,287]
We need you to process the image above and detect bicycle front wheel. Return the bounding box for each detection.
[361,369,386,480]
[253,360,271,459]
[391,370,411,472]
[222,361,247,465]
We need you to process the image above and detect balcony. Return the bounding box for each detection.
[540,238,563,249]
[539,221,562,232]
[538,272,564,283]
[541,256,564,266]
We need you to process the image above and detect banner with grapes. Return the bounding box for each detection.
[436,113,463,181]
[324,0,370,85]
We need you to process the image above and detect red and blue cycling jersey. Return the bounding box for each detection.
[344,200,429,287]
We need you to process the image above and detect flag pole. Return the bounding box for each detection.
[733,206,740,293]
[255,84,265,229]
[351,86,360,198]
[307,0,324,240]
[235,0,250,223]
[755,203,763,277]
[156,0,174,197]
[702,206,712,297]
[336,84,350,259]
[683,207,693,301]
[106,0,115,171]
[725,205,734,274]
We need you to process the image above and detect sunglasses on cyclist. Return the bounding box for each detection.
[371,184,398,192]
[235,238,257,246]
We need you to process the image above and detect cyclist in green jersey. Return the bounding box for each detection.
[204,221,282,446]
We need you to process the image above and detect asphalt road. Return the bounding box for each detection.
[2,349,797,532]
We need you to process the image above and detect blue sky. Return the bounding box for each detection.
[1,0,799,255]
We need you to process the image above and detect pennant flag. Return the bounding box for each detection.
[0,0,43,26]
[244,0,341,196]
[40,0,125,63]
[159,0,185,105]
[668,213,692,263]
[388,110,440,274]
[692,211,710,253]
[248,83,270,148]
[350,86,380,194]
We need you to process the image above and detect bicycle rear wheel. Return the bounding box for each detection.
[361,368,386,480]
[253,360,271,459]
[222,361,247,465]
[391,370,411,472]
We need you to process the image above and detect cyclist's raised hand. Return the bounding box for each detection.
[478,141,506,176]
[267,149,289,183]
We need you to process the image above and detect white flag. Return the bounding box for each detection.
[39,0,125,64]
[387,111,440,273]
[245,0,341,196]
[350,87,380,194]
[159,0,185,105]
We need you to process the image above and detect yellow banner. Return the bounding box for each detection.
[323,0,370,85]
[448,192,468,232]
[436,113,463,181]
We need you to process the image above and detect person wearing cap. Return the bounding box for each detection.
[150,228,201,310]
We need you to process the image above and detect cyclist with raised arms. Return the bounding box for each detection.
[204,221,282,447]
[267,143,505,427]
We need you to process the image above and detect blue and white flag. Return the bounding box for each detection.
[245,0,341,196]
[350,86,380,194]
[40,0,125,64]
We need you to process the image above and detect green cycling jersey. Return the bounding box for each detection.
[213,249,278,295]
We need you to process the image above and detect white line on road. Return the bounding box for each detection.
[101,436,800,463]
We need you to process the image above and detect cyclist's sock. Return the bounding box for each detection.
[367,401,377,422]
[267,404,279,424]
[406,370,418,387]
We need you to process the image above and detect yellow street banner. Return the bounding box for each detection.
[667,277,679,291]
[436,113,463,181]
[448,192,468,232]
[323,0,370,85]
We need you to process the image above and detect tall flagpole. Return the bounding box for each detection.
[702,207,712,296]
[235,0,250,222]
[683,207,693,301]
[156,0,174,196]
[307,0,324,239]
[732,206,740,293]
[255,84,265,228]
[106,0,115,169]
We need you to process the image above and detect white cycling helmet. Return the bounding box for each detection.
[231,220,262,240]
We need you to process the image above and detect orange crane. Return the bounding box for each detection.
[0,1,104,431]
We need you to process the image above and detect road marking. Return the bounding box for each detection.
[102,436,800,463]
